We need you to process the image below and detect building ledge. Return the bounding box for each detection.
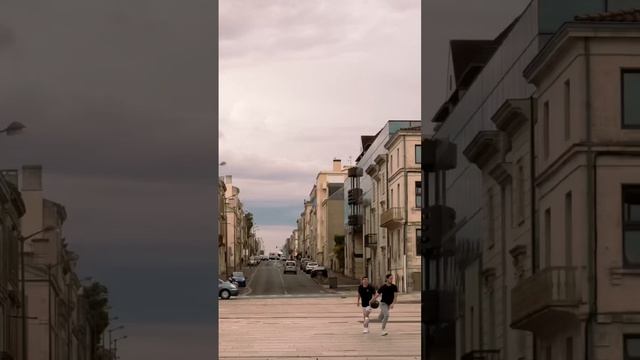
[463,131,505,169]
[491,98,530,137]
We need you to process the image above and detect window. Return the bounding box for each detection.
[396,148,400,168]
[416,145,422,164]
[517,160,525,224]
[416,228,422,256]
[488,188,495,248]
[415,181,422,208]
[625,335,640,360]
[623,186,640,267]
[565,192,573,266]
[390,189,394,207]
[390,155,393,173]
[564,79,571,140]
[623,70,640,128]
[397,184,400,208]
[543,101,550,159]
[544,208,551,268]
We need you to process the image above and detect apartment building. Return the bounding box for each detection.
[322,183,345,271]
[17,165,93,360]
[382,126,422,293]
[424,1,640,360]
[0,171,25,360]
[344,120,423,289]
[308,160,347,266]
[218,178,228,277]
[223,175,245,274]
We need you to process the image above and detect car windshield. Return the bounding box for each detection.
[232,272,244,277]
[308,263,317,266]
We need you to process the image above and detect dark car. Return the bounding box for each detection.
[229,271,247,287]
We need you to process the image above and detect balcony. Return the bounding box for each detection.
[348,167,363,178]
[364,234,377,247]
[461,350,500,360]
[348,214,363,227]
[511,267,581,332]
[380,207,403,229]
[348,188,363,205]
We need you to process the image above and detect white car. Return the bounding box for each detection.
[305,262,318,274]
[284,261,297,274]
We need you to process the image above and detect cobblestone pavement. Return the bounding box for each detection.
[219,293,421,359]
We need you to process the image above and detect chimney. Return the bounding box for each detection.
[332,159,341,171]
[22,165,43,191]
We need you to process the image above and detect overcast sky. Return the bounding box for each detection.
[0,0,527,357]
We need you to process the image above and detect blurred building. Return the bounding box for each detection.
[0,170,26,360]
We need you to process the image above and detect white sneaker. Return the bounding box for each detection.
[381,330,388,336]
[363,328,369,334]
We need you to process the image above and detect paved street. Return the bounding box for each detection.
[220,260,421,359]
[240,260,328,297]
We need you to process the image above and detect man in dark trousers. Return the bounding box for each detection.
[373,273,398,336]
[356,276,376,333]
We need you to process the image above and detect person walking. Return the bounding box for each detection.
[373,273,398,336]
[356,276,376,334]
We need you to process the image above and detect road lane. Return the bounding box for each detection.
[243,260,326,297]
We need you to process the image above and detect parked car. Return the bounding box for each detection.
[300,258,310,270]
[261,255,269,261]
[305,262,318,274]
[248,256,259,266]
[310,265,328,278]
[284,261,297,274]
[218,279,239,300]
[229,271,247,287]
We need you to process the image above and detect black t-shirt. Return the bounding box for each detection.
[358,285,376,307]
[377,283,398,305]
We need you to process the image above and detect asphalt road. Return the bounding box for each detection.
[242,260,327,297]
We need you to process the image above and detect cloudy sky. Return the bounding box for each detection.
[0,0,527,357]
[220,0,423,253]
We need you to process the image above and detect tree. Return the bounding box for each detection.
[83,281,110,358]
[244,212,254,234]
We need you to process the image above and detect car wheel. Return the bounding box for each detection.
[220,289,231,300]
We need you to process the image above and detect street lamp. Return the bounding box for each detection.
[19,225,57,360]
[103,316,119,346]
[0,121,25,136]
[108,325,125,353]
[113,335,128,360]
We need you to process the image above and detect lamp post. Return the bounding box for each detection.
[103,316,119,347]
[18,225,57,360]
[0,121,26,136]
[112,335,128,360]
[108,325,124,354]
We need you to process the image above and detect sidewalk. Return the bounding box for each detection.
[219,294,421,359]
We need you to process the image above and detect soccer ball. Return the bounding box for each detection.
[370,300,379,309]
